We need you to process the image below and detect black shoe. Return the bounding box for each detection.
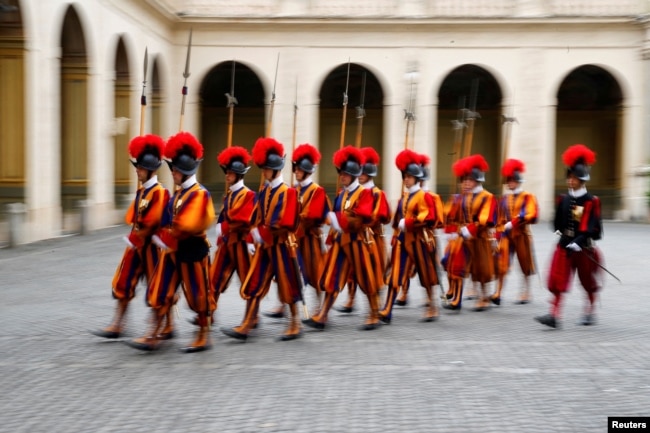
[359,322,380,331]
[302,318,326,330]
[334,305,354,313]
[395,299,408,306]
[157,330,177,340]
[123,338,159,351]
[535,314,558,329]
[420,315,438,323]
[221,327,248,340]
[514,299,530,305]
[443,303,461,311]
[278,331,303,341]
[180,343,212,353]
[262,310,285,319]
[489,296,501,306]
[378,313,391,324]
[91,329,122,339]
[579,314,595,326]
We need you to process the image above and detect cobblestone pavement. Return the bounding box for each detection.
[1,222,648,433]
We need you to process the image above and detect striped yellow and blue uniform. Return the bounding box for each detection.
[442,189,497,307]
[112,181,169,300]
[320,184,377,296]
[382,187,438,318]
[494,190,538,277]
[242,181,300,302]
[146,182,215,321]
[296,181,331,290]
[209,184,257,311]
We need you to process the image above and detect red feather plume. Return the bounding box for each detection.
[418,153,431,167]
[452,158,469,177]
[466,154,489,172]
[292,143,321,165]
[165,132,203,160]
[360,147,380,165]
[501,158,525,178]
[252,137,284,166]
[333,145,365,169]
[395,149,420,172]
[562,144,596,167]
[128,134,164,159]
[218,146,251,166]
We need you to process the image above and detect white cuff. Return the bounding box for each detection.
[566,242,582,252]
[122,236,135,249]
[328,212,342,233]
[251,227,263,244]
[460,226,472,240]
[398,218,406,231]
[152,234,169,250]
[215,223,222,238]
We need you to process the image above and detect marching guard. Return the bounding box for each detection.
[93,134,170,340]
[442,154,497,311]
[394,153,445,308]
[336,146,391,314]
[221,137,304,341]
[380,149,441,323]
[535,144,603,328]
[208,146,257,322]
[126,132,216,353]
[263,143,332,317]
[303,146,382,331]
[491,158,539,305]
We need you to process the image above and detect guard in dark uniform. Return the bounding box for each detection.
[535,144,603,328]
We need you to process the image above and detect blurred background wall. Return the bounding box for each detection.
[1,0,649,243]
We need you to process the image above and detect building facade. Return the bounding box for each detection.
[1,0,649,243]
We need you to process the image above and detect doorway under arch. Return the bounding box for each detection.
[436,64,503,197]
[199,61,265,199]
[60,5,89,212]
[554,64,623,219]
[113,36,131,208]
[0,0,25,206]
[318,63,384,196]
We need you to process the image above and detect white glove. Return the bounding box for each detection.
[460,226,472,240]
[247,243,256,255]
[328,212,343,234]
[447,233,459,241]
[320,234,329,254]
[398,218,406,231]
[122,236,135,249]
[566,242,582,252]
[152,234,169,251]
[251,227,263,244]
[215,223,222,238]
[504,221,513,232]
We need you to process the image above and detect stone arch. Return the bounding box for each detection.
[0,0,25,205]
[318,63,385,195]
[199,61,265,197]
[554,64,623,218]
[435,64,503,196]
[60,4,89,213]
[113,35,131,208]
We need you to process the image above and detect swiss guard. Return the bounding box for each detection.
[535,144,603,329]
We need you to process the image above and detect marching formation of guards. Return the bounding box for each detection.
[93,133,605,352]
